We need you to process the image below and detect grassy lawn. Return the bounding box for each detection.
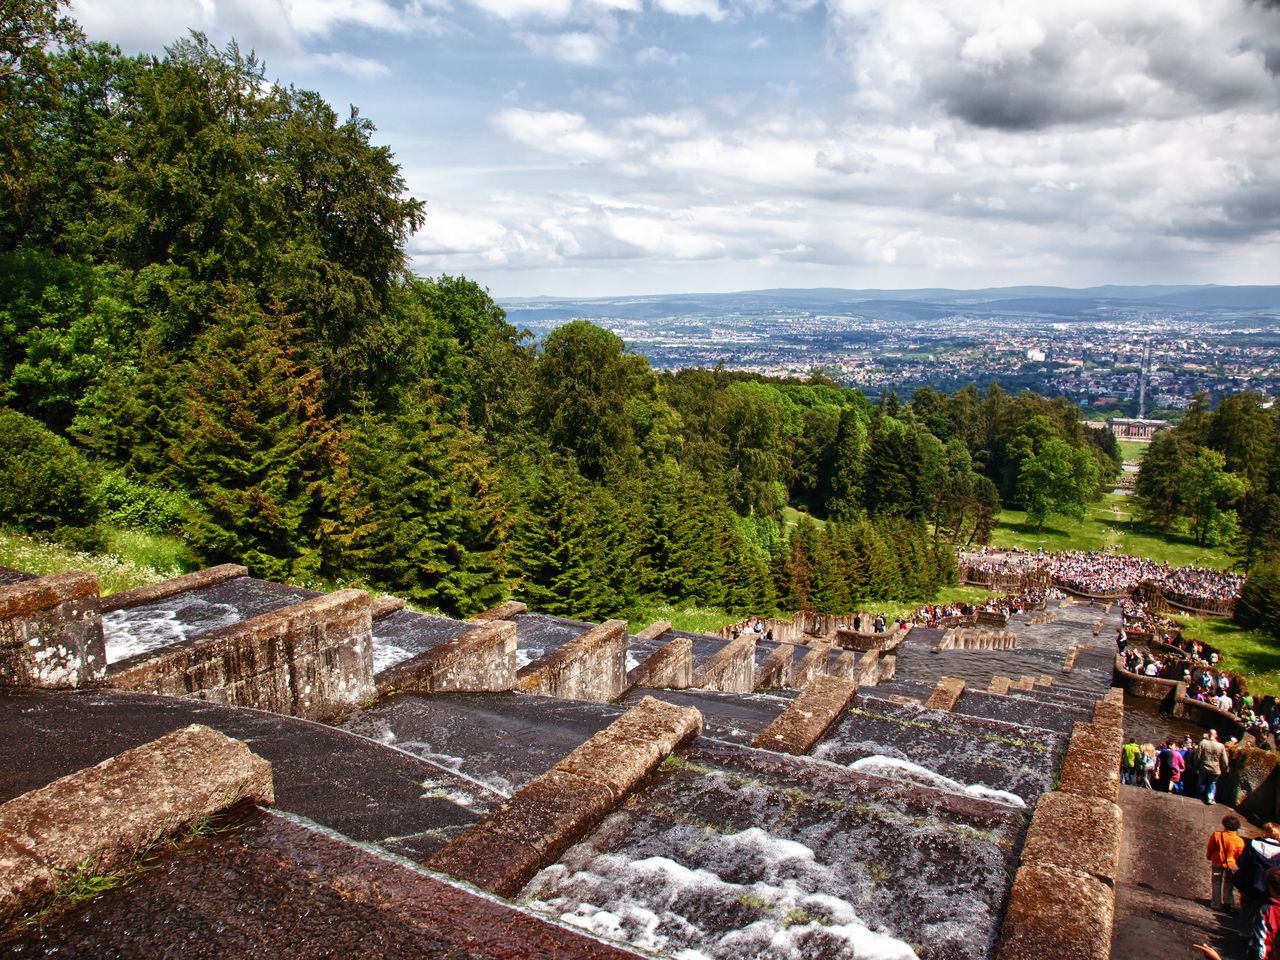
[627,604,738,635]
[780,505,824,532]
[1116,439,1149,463]
[991,493,1233,570]
[1175,615,1280,697]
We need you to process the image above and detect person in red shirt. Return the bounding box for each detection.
[1196,867,1280,959]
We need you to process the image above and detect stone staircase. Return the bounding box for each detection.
[1,564,1126,960]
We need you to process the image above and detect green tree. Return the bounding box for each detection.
[172,300,366,581]
[348,401,511,616]
[1178,448,1244,547]
[1016,436,1098,532]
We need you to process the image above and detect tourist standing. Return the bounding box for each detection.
[1207,814,1245,912]
[1122,737,1142,786]
[1195,730,1231,806]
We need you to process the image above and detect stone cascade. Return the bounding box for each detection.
[936,626,1018,652]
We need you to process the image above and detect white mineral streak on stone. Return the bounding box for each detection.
[847,755,1027,809]
[625,651,640,673]
[524,827,919,960]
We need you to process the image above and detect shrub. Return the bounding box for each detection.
[0,410,99,532]
[96,471,190,534]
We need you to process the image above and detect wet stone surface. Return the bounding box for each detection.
[625,633,671,674]
[371,609,473,674]
[813,694,1066,805]
[953,690,1092,737]
[522,739,1024,960]
[513,614,598,669]
[616,688,796,746]
[102,578,316,665]
[344,692,626,797]
[3,810,646,960]
[1122,692,1204,746]
[0,689,493,862]
[670,630,732,669]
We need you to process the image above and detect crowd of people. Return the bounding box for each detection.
[1048,551,1244,605]
[959,547,1244,608]
[1122,730,1234,803]
[1195,819,1280,959]
[907,588,1066,629]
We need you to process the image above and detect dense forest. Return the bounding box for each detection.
[1,3,1122,622]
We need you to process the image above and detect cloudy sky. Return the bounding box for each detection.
[71,0,1280,297]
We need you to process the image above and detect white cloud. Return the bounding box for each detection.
[653,0,726,22]
[493,108,624,161]
[635,44,687,64]
[523,30,610,63]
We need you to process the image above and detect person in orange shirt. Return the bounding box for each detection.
[1208,814,1246,912]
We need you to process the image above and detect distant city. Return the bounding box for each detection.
[501,285,1280,415]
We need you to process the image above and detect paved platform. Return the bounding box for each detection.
[1112,785,1246,960]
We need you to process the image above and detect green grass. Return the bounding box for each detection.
[866,585,995,623]
[991,493,1233,570]
[780,505,824,532]
[0,528,189,596]
[1175,616,1280,697]
[1116,440,1149,463]
[627,604,738,635]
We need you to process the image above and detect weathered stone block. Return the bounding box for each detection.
[469,600,527,623]
[0,572,104,689]
[628,636,693,690]
[925,676,965,711]
[554,695,702,800]
[99,565,246,613]
[377,620,517,696]
[1013,675,1036,691]
[1058,722,1122,803]
[989,676,1013,695]
[633,620,672,642]
[1092,699,1124,728]
[994,862,1114,960]
[877,652,897,683]
[753,675,859,755]
[791,643,830,688]
[481,769,615,859]
[517,619,629,702]
[753,643,794,690]
[693,634,756,693]
[370,595,406,620]
[428,696,702,899]
[424,827,542,900]
[1019,792,1122,886]
[0,723,272,923]
[855,650,880,686]
[108,589,375,723]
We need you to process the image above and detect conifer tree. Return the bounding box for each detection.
[172,299,366,582]
[348,400,511,616]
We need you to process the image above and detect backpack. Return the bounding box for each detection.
[1234,839,1280,898]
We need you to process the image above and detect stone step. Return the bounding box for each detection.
[520,737,1025,960]
[1,688,496,863]
[102,575,316,666]
[345,691,627,799]
[616,687,796,746]
[954,689,1093,738]
[813,693,1067,805]
[372,608,475,674]
[8,808,648,960]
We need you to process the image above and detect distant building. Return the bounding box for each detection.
[1106,417,1170,441]
[1026,348,1046,363]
